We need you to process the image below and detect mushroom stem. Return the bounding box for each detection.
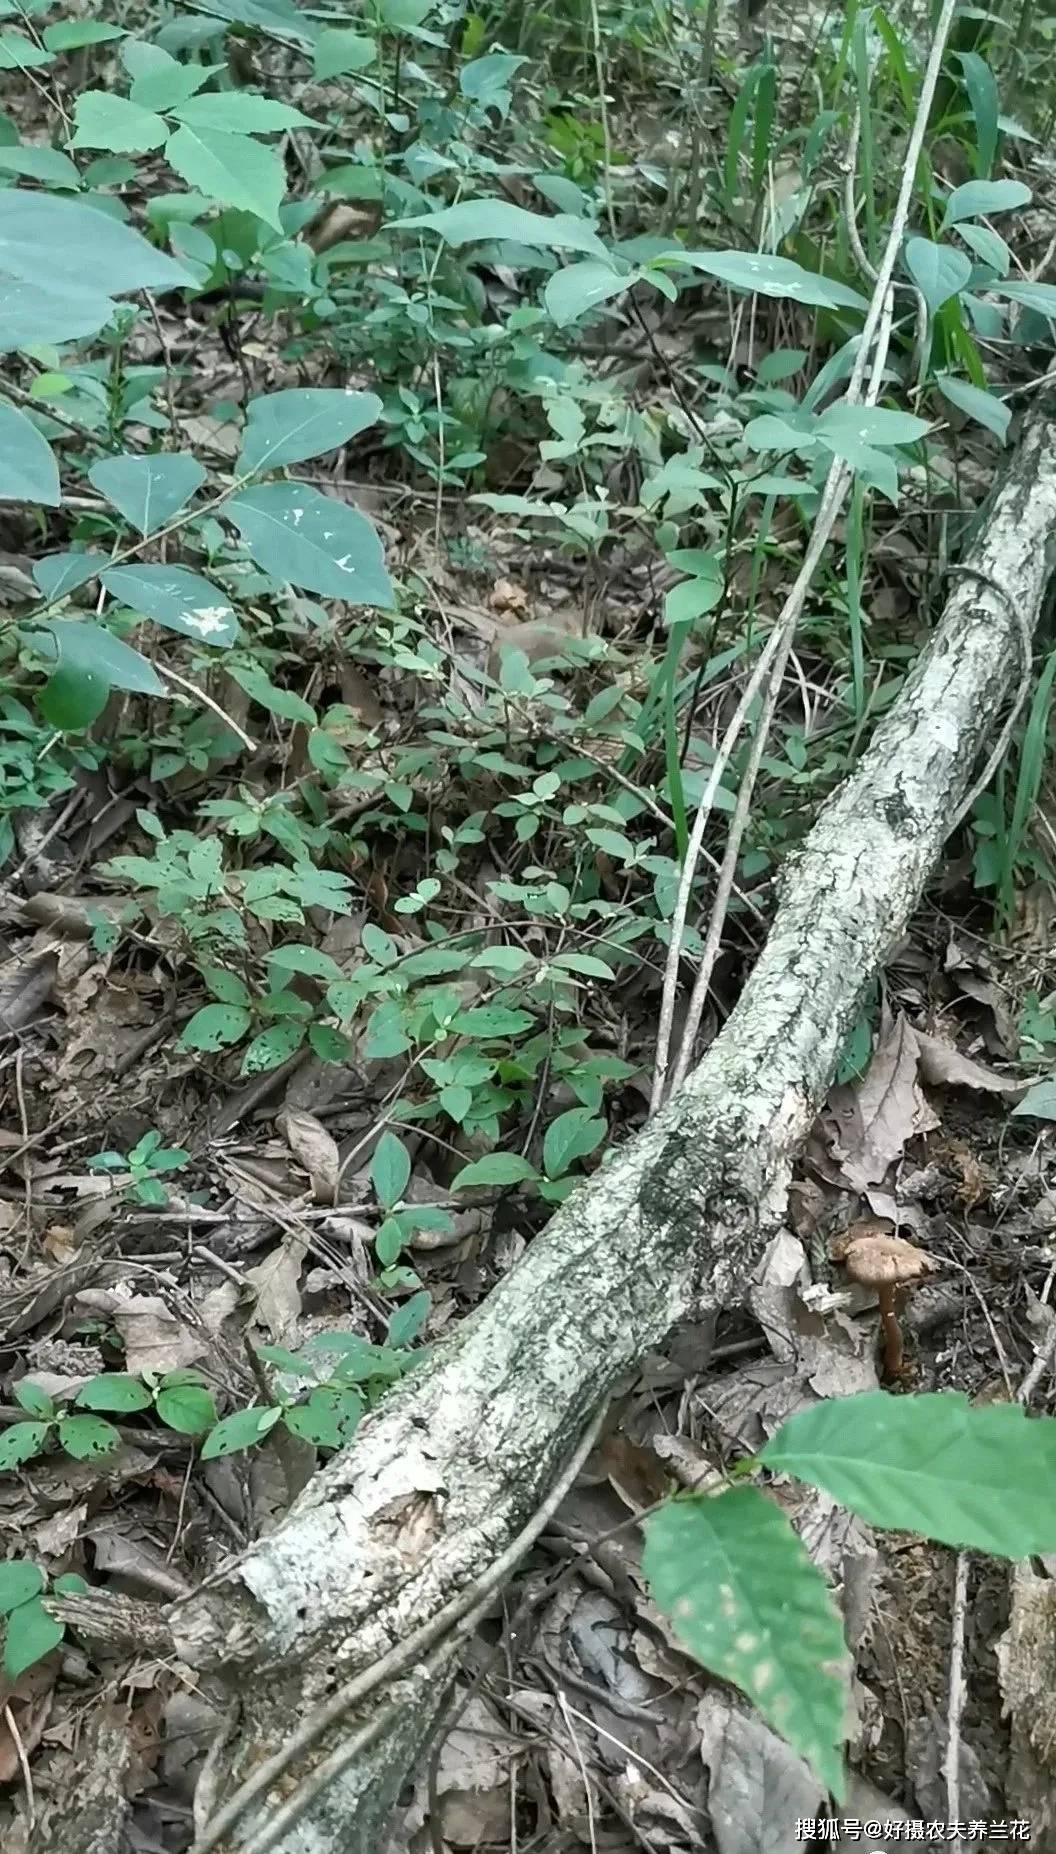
[878,1283,904,1378]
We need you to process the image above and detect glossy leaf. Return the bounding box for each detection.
[239,387,382,473]
[225,483,393,605]
[676,249,868,311]
[88,452,206,534]
[39,665,109,730]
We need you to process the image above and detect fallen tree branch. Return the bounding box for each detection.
[40,412,1056,1854]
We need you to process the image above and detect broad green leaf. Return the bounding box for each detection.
[3,1596,64,1678]
[816,404,931,449]
[0,145,80,188]
[675,249,868,311]
[0,192,191,350]
[13,1382,54,1419]
[935,375,1010,443]
[386,1290,430,1348]
[450,1152,538,1190]
[172,94,319,133]
[761,1391,1056,1555]
[942,178,1031,228]
[309,1023,352,1061]
[0,402,60,506]
[75,1374,152,1413]
[0,1563,44,1614]
[201,1404,282,1459]
[240,1022,305,1074]
[32,552,103,599]
[544,259,630,327]
[38,621,163,696]
[313,28,376,77]
[228,663,315,724]
[88,452,206,534]
[903,237,972,312]
[394,199,609,258]
[284,1387,363,1447]
[0,31,53,70]
[166,125,286,231]
[181,1003,252,1050]
[1012,1078,1056,1120]
[0,1423,50,1470]
[643,1486,848,1799]
[267,944,344,981]
[543,1107,606,1178]
[44,20,125,49]
[39,666,109,731]
[371,1130,411,1209]
[956,221,1009,276]
[239,387,383,473]
[469,946,534,975]
[155,1381,217,1434]
[997,280,1056,321]
[190,0,318,45]
[225,484,393,605]
[128,51,220,112]
[551,952,616,979]
[665,577,723,625]
[72,92,167,153]
[362,999,410,1058]
[57,1414,121,1459]
[102,564,238,646]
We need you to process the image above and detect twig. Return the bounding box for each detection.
[943,1550,970,1823]
[3,1702,34,1827]
[154,662,257,751]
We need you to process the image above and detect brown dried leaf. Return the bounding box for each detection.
[828,1011,939,1188]
[912,1028,1029,1098]
[279,1108,341,1205]
[246,1236,304,1341]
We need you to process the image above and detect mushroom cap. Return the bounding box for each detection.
[836,1230,938,1287]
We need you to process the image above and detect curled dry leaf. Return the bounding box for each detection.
[912,1028,1029,1099]
[279,1107,341,1204]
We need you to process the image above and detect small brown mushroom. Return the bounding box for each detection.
[833,1225,939,1380]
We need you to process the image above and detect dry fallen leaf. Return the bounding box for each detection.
[279,1108,341,1205]
[912,1028,1029,1099]
[828,1010,939,1188]
[246,1236,305,1341]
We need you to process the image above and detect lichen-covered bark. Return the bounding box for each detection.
[161,413,1056,1853]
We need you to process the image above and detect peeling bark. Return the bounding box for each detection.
[52,416,1056,1854]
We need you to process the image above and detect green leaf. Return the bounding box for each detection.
[32,553,103,599]
[313,28,376,77]
[57,1414,122,1460]
[761,1391,1056,1556]
[189,0,317,44]
[72,92,167,153]
[362,999,410,1058]
[0,30,53,70]
[469,946,534,975]
[675,249,868,311]
[935,375,1010,443]
[309,1023,353,1062]
[544,260,631,328]
[171,94,319,133]
[88,452,205,535]
[450,1152,538,1190]
[200,966,252,1006]
[0,1423,50,1470]
[543,1106,606,1178]
[39,665,109,731]
[240,1022,305,1074]
[75,1374,152,1413]
[267,943,344,981]
[0,1563,44,1614]
[958,49,998,177]
[4,1596,64,1678]
[39,621,164,697]
[0,192,190,352]
[903,237,972,312]
[229,663,316,724]
[225,484,393,605]
[815,404,931,449]
[166,125,285,231]
[1012,1078,1056,1121]
[551,952,616,979]
[201,1404,282,1459]
[128,49,220,112]
[284,1386,364,1447]
[394,199,609,258]
[0,402,60,507]
[44,20,125,49]
[665,578,723,625]
[643,1486,848,1799]
[102,564,238,646]
[0,145,80,188]
[386,1290,430,1348]
[942,178,1031,228]
[155,1381,217,1434]
[181,1003,252,1051]
[13,1381,54,1419]
[239,387,383,474]
[449,1006,534,1037]
[371,1130,411,1209]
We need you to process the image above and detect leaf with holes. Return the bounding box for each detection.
[102,565,238,646]
[644,1486,848,1798]
[88,452,206,535]
[57,1414,122,1460]
[181,1003,252,1051]
[0,402,61,506]
[225,484,393,605]
[240,1022,305,1075]
[75,1374,153,1414]
[201,1404,282,1459]
[239,388,382,474]
[0,1424,50,1471]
